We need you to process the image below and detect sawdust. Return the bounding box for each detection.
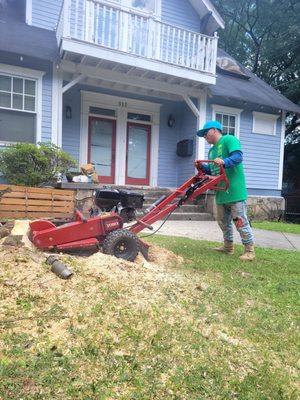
[0,230,188,350]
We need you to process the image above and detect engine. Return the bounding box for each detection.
[93,189,145,223]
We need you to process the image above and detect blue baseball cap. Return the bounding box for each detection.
[197,120,223,137]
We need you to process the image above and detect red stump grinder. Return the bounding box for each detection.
[29,161,228,261]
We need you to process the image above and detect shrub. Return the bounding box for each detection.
[0,142,77,187]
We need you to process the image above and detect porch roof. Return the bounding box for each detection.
[211,50,300,114]
[0,19,58,62]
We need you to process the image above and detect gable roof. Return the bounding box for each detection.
[0,19,58,61]
[188,0,224,34]
[210,49,300,114]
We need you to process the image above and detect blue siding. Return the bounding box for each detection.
[32,0,62,31]
[0,52,52,143]
[158,102,180,188]
[206,97,282,191]
[161,0,201,32]
[177,100,197,185]
[62,89,81,163]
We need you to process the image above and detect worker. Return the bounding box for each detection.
[195,120,255,261]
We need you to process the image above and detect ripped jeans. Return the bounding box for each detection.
[216,201,254,245]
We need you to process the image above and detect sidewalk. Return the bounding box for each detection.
[151,221,300,251]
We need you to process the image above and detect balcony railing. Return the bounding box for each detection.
[57,0,218,76]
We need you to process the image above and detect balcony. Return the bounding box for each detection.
[57,0,219,89]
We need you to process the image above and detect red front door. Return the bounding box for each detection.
[88,116,116,184]
[125,122,151,186]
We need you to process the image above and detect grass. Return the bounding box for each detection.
[251,220,300,234]
[0,239,299,399]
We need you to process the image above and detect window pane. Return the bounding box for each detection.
[13,77,23,94]
[0,75,11,91]
[223,114,228,126]
[90,119,114,177]
[127,125,148,179]
[89,106,116,117]
[128,112,151,122]
[25,80,36,96]
[229,116,235,126]
[24,96,35,111]
[216,113,222,123]
[131,0,155,12]
[0,109,36,143]
[0,92,11,108]
[13,94,23,110]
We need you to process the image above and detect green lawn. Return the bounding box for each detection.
[251,221,300,234]
[0,239,299,399]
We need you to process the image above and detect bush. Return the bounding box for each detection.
[0,142,77,187]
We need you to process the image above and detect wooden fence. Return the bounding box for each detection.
[0,185,75,220]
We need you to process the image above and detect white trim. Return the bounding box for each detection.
[51,64,63,146]
[62,74,85,93]
[0,63,44,144]
[212,104,243,138]
[80,91,161,186]
[196,91,207,161]
[278,111,286,190]
[60,40,216,86]
[26,0,32,25]
[183,95,200,118]
[0,64,44,80]
[252,111,279,136]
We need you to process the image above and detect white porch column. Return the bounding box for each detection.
[196,91,207,160]
[51,64,63,147]
[115,108,127,185]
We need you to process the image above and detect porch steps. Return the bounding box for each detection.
[133,187,213,221]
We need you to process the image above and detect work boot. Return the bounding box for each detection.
[213,240,234,255]
[240,244,255,261]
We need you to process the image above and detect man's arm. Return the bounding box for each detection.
[214,150,243,168]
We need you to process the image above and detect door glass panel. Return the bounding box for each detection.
[127,125,148,179]
[90,119,114,177]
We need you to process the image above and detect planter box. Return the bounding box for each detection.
[0,185,75,220]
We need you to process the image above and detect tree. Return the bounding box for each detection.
[212,0,300,102]
[212,0,300,191]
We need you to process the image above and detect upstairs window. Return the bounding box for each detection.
[109,0,159,15]
[212,105,243,138]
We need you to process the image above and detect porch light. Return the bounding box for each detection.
[167,114,176,128]
[65,105,72,119]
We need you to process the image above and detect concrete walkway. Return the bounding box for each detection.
[151,220,300,251]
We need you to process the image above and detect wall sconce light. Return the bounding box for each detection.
[66,105,72,119]
[167,114,176,128]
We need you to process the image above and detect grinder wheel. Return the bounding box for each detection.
[102,229,139,261]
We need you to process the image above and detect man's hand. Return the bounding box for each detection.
[194,160,204,170]
[214,158,225,166]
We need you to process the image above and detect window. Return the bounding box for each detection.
[109,0,159,15]
[212,105,242,137]
[252,112,279,135]
[0,65,43,145]
[128,112,151,122]
[215,113,236,135]
[0,74,36,112]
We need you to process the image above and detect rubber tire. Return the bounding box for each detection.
[102,229,139,261]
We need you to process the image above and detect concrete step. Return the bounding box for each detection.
[162,212,214,221]
[142,204,205,213]
[136,210,213,221]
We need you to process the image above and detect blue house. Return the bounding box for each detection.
[0,0,299,210]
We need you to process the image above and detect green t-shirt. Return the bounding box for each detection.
[208,135,247,205]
